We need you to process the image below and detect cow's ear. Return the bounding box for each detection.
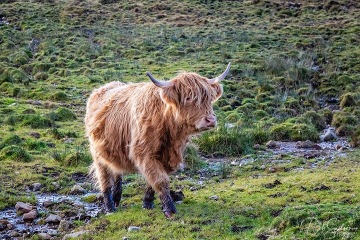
[212,84,223,102]
[160,88,179,106]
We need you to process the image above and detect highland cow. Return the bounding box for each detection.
[85,63,230,218]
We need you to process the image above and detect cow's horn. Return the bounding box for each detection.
[146,72,173,88]
[208,62,231,84]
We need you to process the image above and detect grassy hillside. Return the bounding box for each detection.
[0,0,359,239]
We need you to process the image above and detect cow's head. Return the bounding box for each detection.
[146,63,230,133]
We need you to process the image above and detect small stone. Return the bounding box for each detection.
[253,144,261,149]
[43,200,55,208]
[230,161,238,166]
[0,219,8,231]
[23,209,37,222]
[9,230,20,237]
[266,140,279,149]
[45,214,61,224]
[123,237,130,240]
[47,229,58,236]
[69,185,86,195]
[7,223,14,230]
[31,183,42,191]
[38,233,52,240]
[128,226,141,232]
[268,167,277,173]
[209,195,219,201]
[52,182,60,190]
[58,220,71,232]
[15,202,33,214]
[335,144,342,150]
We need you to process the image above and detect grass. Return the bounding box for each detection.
[0,0,359,239]
[74,151,360,240]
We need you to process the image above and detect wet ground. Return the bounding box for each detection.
[0,193,102,239]
[0,138,352,239]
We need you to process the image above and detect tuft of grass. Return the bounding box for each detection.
[0,145,32,162]
[196,125,254,156]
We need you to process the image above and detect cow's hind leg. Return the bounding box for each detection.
[142,185,155,209]
[92,161,116,212]
[112,174,122,208]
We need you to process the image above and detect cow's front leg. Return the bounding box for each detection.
[142,185,155,209]
[159,187,176,218]
[112,174,122,208]
[138,159,176,218]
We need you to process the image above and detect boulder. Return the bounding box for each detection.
[15,202,33,214]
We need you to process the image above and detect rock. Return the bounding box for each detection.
[335,144,342,150]
[266,140,279,149]
[314,184,330,191]
[38,233,52,240]
[15,202,33,214]
[123,237,130,240]
[45,214,61,224]
[0,219,9,231]
[52,182,60,190]
[209,195,219,201]
[268,167,277,173]
[253,144,261,149]
[47,229,58,236]
[264,180,282,189]
[296,140,321,149]
[128,226,141,232]
[62,230,89,239]
[323,129,337,141]
[230,161,238,166]
[70,185,86,195]
[23,209,37,222]
[6,223,14,230]
[9,230,20,237]
[58,220,71,232]
[43,200,55,208]
[30,182,42,191]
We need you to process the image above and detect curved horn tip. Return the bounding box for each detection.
[208,62,231,84]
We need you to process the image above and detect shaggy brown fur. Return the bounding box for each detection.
[85,70,224,217]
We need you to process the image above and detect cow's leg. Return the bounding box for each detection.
[138,160,176,218]
[112,174,122,208]
[142,185,155,209]
[92,162,116,212]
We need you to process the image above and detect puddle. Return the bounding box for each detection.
[0,193,102,238]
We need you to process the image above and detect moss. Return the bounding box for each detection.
[53,107,77,121]
[339,93,359,109]
[350,126,360,147]
[82,194,98,203]
[183,144,205,171]
[270,122,318,141]
[51,91,68,101]
[303,111,326,131]
[33,72,49,81]
[332,112,358,128]
[21,114,53,128]
[0,134,22,150]
[0,145,32,162]
[225,111,242,123]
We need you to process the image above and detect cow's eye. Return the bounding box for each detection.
[185,96,192,102]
